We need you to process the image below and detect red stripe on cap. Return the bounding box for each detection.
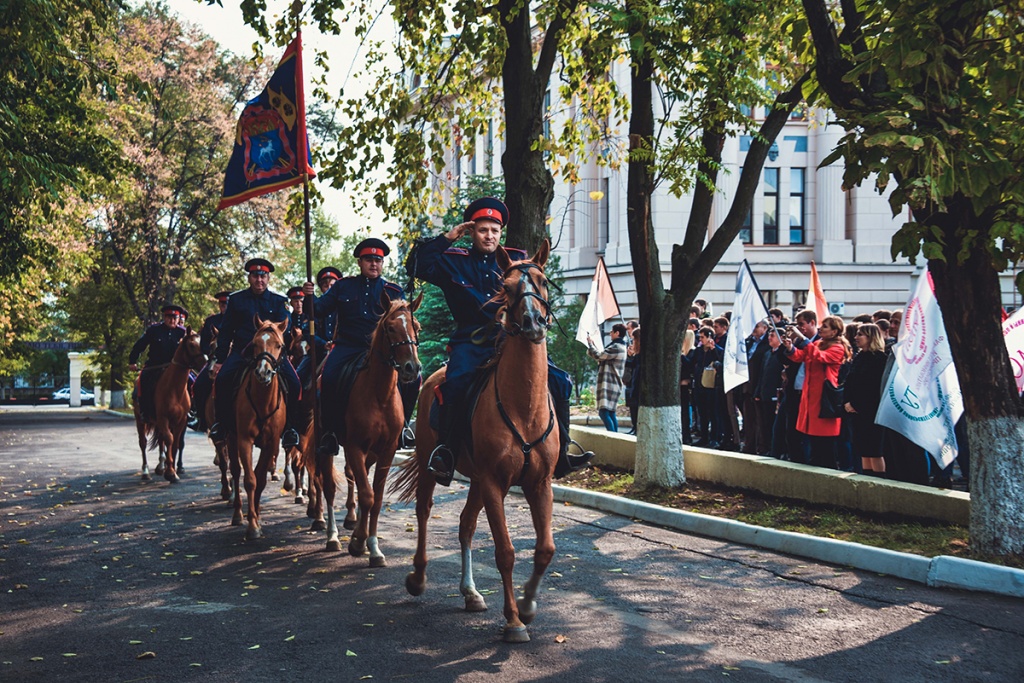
[470,208,502,223]
[359,247,385,257]
[249,265,270,273]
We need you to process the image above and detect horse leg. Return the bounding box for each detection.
[239,438,261,540]
[218,444,231,501]
[175,425,185,475]
[458,484,488,612]
[229,438,244,526]
[154,442,165,476]
[294,459,307,506]
[251,446,273,539]
[320,454,340,549]
[343,463,358,531]
[516,480,556,626]
[405,456,436,597]
[364,452,395,568]
[307,463,324,525]
[136,419,150,481]
[479,485,528,643]
[346,448,373,559]
[283,447,296,492]
[163,427,180,483]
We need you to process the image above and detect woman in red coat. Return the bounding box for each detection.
[783,315,852,469]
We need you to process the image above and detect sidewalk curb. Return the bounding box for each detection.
[546,483,1024,600]
[102,408,134,419]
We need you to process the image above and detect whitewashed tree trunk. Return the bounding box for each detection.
[634,405,685,487]
[968,417,1024,556]
[109,389,126,410]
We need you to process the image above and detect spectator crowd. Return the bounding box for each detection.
[589,301,969,490]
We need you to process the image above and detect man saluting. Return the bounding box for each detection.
[405,197,593,485]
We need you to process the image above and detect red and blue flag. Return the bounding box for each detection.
[217,33,315,210]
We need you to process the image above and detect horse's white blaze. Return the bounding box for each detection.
[261,333,270,343]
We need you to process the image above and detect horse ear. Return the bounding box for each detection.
[532,238,550,269]
[379,289,391,312]
[496,246,512,273]
[253,314,264,329]
[410,292,423,313]
[186,326,193,335]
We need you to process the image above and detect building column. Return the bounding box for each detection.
[67,352,93,408]
[714,135,745,262]
[813,111,853,263]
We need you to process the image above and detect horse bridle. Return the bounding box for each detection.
[380,303,419,370]
[250,331,286,376]
[172,333,207,372]
[500,262,552,339]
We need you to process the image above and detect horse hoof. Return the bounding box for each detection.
[231,514,243,526]
[343,518,357,531]
[154,464,164,476]
[141,472,151,482]
[294,495,305,505]
[368,555,386,569]
[348,540,366,557]
[271,472,279,482]
[405,572,425,597]
[164,471,179,483]
[325,539,342,552]
[310,520,326,532]
[221,487,231,501]
[517,598,538,625]
[245,526,262,541]
[503,625,530,643]
[464,594,488,613]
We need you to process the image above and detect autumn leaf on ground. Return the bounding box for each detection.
[346,650,357,656]
[248,645,260,650]
[136,652,156,660]
[554,635,567,643]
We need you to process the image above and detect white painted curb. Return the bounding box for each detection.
[546,482,1024,600]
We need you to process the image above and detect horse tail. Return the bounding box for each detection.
[147,426,166,451]
[390,451,420,504]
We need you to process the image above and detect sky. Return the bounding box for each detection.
[165,0,397,238]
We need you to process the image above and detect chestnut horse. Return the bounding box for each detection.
[133,328,206,483]
[282,327,312,506]
[227,318,288,540]
[393,241,557,643]
[311,292,421,563]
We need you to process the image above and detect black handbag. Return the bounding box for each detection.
[819,380,845,419]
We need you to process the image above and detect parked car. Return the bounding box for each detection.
[50,387,96,405]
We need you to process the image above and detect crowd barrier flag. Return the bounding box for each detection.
[575,257,620,353]
[875,267,963,468]
[723,260,771,393]
[806,261,829,323]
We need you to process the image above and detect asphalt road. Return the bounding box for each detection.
[1,406,1022,682]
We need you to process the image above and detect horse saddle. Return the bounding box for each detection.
[135,366,165,422]
[322,350,369,441]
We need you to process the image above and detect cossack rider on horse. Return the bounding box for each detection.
[208,258,302,451]
[404,197,594,485]
[129,304,188,421]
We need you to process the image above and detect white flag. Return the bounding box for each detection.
[875,267,963,468]
[576,258,619,352]
[723,261,771,393]
[1002,307,1024,395]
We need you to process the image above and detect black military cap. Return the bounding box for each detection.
[244,258,274,273]
[161,304,188,318]
[317,266,343,283]
[286,286,304,300]
[463,197,508,227]
[214,291,231,302]
[352,238,390,259]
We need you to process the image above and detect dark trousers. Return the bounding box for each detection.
[679,385,692,445]
[806,434,838,470]
[783,389,806,463]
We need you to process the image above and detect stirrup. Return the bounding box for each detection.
[282,427,300,450]
[427,443,455,486]
[554,440,594,479]
[317,431,339,457]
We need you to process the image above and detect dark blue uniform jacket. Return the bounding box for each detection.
[215,288,291,363]
[313,275,404,365]
[130,324,186,367]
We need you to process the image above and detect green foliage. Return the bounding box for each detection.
[0,0,121,281]
[547,295,596,403]
[808,0,1024,275]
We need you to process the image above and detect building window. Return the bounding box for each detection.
[577,178,609,250]
[740,207,752,244]
[763,167,778,245]
[790,167,805,245]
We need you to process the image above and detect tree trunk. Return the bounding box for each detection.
[499,0,555,254]
[626,14,684,488]
[928,206,1024,556]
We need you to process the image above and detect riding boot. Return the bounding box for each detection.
[209,422,226,445]
[317,431,339,457]
[282,393,300,450]
[427,403,457,486]
[553,396,594,478]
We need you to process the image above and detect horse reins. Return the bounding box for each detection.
[380,304,419,371]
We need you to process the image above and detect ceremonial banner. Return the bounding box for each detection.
[575,257,620,352]
[723,260,771,393]
[806,261,829,322]
[875,267,963,468]
[217,33,315,210]
[1002,306,1024,394]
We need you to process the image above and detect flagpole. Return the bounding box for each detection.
[303,174,320,451]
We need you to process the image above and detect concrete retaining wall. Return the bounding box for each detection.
[569,425,970,526]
